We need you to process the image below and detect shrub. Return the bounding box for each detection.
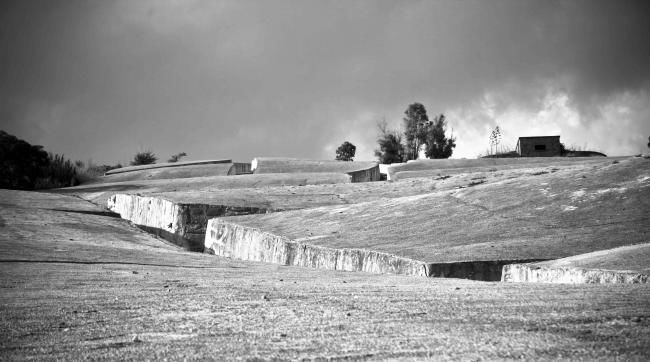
[0,130,50,189]
[74,163,123,184]
[168,152,187,163]
[34,153,78,189]
[374,120,405,164]
[130,151,157,166]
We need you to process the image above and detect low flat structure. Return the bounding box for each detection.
[503,243,650,284]
[386,156,619,181]
[205,157,650,281]
[91,163,236,184]
[105,159,232,175]
[251,157,380,182]
[227,162,252,175]
[55,172,353,206]
[516,136,562,157]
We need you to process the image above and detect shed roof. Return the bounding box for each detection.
[518,136,560,140]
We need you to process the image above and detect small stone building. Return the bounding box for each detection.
[516,136,562,157]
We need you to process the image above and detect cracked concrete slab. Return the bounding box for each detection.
[0,190,650,360]
[2,189,650,360]
[205,157,649,279]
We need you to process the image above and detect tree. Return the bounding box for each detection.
[335,142,356,161]
[168,152,187,163]
[130,150,157,166]
[0,130,50,189]
[402,103,429,160]
[0,130,80,189]
[423,114,456,159]
[374,120,405,164]
[489,126,502,156]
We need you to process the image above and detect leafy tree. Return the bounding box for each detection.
[0,131,81,189]
[423,114,456,159]
[335,142,356,161]
[647,136,650,149]
[168,152,187,163]
[130,150,157,166]
[402,103,429,160]
[0,130,50,189]
[374,120,405,164]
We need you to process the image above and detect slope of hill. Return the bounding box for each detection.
[104,161,612,254]
[1,189,649,360]
[503,243,650,283]
[205,157,649,278]
[104,159,232,175]
[55,172,353,206]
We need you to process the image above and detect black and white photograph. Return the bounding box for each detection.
[1,0,649,360]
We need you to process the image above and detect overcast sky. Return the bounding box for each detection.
[2,0,649,165]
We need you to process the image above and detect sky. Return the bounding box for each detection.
[2,0,650,165]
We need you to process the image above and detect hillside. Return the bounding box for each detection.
[207,157,649,264]
[1,189,649,360]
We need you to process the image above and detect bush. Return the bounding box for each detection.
[130,151,157,166]
[168,152,187,163]
[374,121,405,164]
[34,153,78,189]
[74,163,123,184]
[1,130,51,189]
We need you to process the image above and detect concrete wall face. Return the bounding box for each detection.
[205,220,428,276]
[347,165,381,182]
[228,163,252,175]
[108,194,276,252]
[518,137,561,157]
[502,264,649,284]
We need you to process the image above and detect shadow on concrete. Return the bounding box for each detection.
[135,225,205,253]
[47,209,122,218]
[425,259,548,281]
[55,184,145,193]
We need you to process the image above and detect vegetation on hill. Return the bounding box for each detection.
[375,103,456,164]
[0,130,82,189]
[403,103,456,160]
[374,120,406,164]
[1,130,50,189]
[168,152,187,163]
[423,114,456,159]
[335,141,356,161]
[402,103,429,160]
[489,126,502,155]
[130,150,157,166]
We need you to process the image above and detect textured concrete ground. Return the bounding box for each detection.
[91,163,236,184]
[502,243,650,283]
[56,172,352,206]
[211,157,649,264]
[386,156,621,180]
[531,243,650,273]
[252,157,377,174]
[104,159,232,175]
[1,190,650,360]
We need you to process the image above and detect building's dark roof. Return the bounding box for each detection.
[518,136,560,140]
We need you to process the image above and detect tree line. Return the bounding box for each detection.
[375,103,456,163]
[334,103,456,163]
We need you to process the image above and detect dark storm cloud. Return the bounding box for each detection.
[1,0,649,163]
